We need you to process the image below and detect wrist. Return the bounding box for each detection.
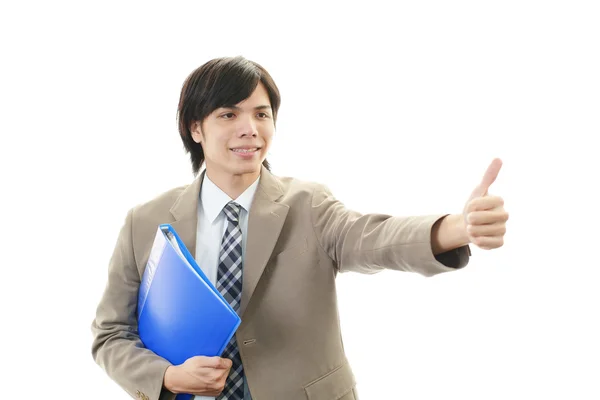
[163,366,181,394]
[431,214,470,255]
[454,213,470,244]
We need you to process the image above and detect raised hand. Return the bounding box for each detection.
[462,158,509,250]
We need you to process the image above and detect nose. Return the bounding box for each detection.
[237,115,258,137]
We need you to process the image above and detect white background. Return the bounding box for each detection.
[1,1,599,399]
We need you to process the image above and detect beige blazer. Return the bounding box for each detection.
[91,166,470,400]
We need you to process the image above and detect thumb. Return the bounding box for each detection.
[470,158,502,198]
[198,356,228,369]
[217,357,233,369]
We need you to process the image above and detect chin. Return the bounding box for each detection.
[231,163,261,176]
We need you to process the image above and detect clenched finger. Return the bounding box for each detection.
[468,195,504,211]
[471,236,504,249]
[467,210,509,225]
[467,223,506,237]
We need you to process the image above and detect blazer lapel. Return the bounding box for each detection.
[240,166,289,317]
[168,170,205,259]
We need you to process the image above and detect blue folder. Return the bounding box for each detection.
[137,224,241,400]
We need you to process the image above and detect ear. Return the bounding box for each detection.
[190,121,203,144]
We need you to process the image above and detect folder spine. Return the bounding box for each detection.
[137,227,167,319]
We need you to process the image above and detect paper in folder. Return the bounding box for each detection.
[137,224,241,400]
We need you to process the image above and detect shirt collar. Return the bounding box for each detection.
[200,174,260,223]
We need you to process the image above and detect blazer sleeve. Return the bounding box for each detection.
[90,208,176,400]
[310,183,471,277]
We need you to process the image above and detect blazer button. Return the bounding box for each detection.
[243,339,256,345]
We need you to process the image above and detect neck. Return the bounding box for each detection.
[205,168,260,199]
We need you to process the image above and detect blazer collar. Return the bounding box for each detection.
[169,165,284,220]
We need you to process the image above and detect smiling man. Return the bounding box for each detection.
[91,56,509,400]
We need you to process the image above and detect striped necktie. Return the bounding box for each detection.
[216,201,245,399]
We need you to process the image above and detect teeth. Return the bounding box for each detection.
[232,148,257,153]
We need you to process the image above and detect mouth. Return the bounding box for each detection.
[230,147,261,154]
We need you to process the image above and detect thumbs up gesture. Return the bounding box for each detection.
[463,158,509,250]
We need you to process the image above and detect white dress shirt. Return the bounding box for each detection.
[194,173,259,400]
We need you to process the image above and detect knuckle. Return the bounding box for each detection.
[211,373,221,385]
[467,212,475,224]
[467,200,477,212]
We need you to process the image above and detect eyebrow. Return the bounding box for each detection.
[222,105,272,112]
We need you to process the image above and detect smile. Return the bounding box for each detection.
[230,148,260,153]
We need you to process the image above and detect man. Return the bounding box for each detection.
[91,56,509,400]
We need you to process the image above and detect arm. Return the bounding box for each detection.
[90,208,175,400]
[311,184,470,276]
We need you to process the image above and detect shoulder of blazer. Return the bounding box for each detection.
[131,183,190,220]
[265,172,329,203]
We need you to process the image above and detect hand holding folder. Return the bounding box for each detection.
[137,224,241,400]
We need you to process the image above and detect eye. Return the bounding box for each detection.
[257,112,270,119]
[221,112,235,119]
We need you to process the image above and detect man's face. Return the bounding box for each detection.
[191,83,274,179]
